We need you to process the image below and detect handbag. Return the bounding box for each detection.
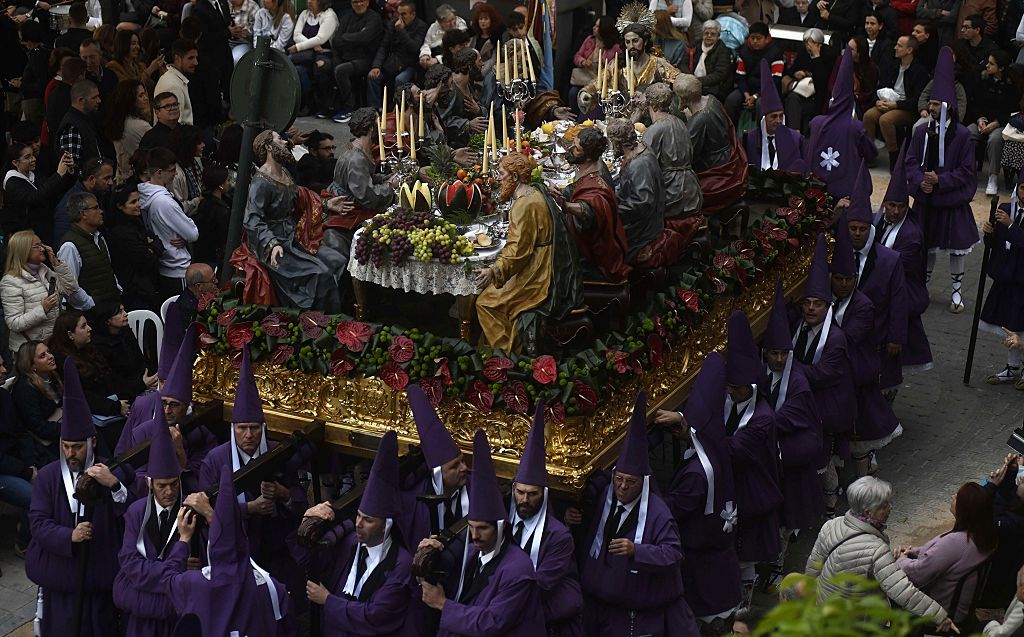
[792,76,815,98]
[1002,121,1024,144]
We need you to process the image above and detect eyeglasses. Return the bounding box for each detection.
[157,102,180,110]
[82,205,102,213]
[961,24,977,29]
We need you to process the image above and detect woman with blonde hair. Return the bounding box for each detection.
[0,231,78,355]
[253,0,295,50]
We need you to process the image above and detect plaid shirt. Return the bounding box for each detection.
[58,125,83,175]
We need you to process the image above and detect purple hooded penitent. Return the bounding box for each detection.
[61,357,96,441]
[162,325,197,404]
[232,346,265,424]
[158,304,186,381]
[616,392,650,477]
[763,279,792,351]
[726,310,760,386]
[514,402,548,488]
[359,430,403,519]
[757,59,783,117]
[408,384,460,469]
[846,161,874,224]
[830,216,858,276]
[803,233,831,301]
[146,407,181,479]
[468,428,506,522]
[883,145,910,204]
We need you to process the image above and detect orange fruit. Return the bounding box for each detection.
[456,169,467,179]
[522,141,531,149]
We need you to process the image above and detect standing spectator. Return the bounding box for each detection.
[653,10,688,68]
[916,0,958,42]
[419,4,467,67]
[105,186,163,312]
[2,143,75,240]
[862,35,927,170]
[252,0,295,50]
[1,232,79,355]
[53,157,114,248]
[104,80,153,184]
[817,0,861,41]
[469,3,503,76]
[191,0,234,102]
[192,165,231,267]
[970,51,1021,195]
[139,92,182,151]
[153,39,198,126]
[895,483,998,622]
[87,301,156,394]
[288,0,338,113]
[168,124,205,216]
[367,0,427,117]
[55,80,105,171]
[55,3,94,52]
[138,147,199,301]
[106,30,165,95]
[959,13,997,72]
[321,0,382,123]
[956,0,996,37]
[10,341,63,459]
[43,56,87,154]
[688,19,732,103]
[57,191,122,312]
[779,0,822,27]
[890,0,919,36]
[17,21,50,126]
[79,39,119,107]
[228,0,261,65]
[724,23,785,127]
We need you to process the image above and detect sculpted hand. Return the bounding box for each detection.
[474,267,494,291]
[326,196,355,215]
[270,245,284,268]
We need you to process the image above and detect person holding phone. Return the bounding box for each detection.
[1,144,75,242]
[0,231,80,355]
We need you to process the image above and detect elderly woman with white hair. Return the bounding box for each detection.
[780,27,836,134]
[686,19,733,102]
[805,476,956,633]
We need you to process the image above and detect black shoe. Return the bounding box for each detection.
[888,151,898,172]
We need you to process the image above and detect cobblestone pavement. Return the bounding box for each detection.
[0,140,1021,633]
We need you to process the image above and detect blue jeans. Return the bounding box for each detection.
[0,474,32,548]
[367,66,417,113]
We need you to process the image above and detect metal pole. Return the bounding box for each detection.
[308,449,323,637]
[221,36,274,286]
[71,505,91,637]
[964,195,999,385]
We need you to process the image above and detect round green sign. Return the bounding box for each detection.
[230,44,301,131]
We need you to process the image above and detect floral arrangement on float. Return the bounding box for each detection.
[198,173,831,421]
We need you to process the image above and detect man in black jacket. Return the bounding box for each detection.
[16,20,50,126]
[862,35,928,170]
[778,0,822,27]
[55,80,106,173]
[190,0,234,105]
[861,0,899,39]
[864,14,894,74]
[367,0,426,114]
[319,0,383,122]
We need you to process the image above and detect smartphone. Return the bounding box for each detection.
[48,277,57,296]
[1007,427,1024,456]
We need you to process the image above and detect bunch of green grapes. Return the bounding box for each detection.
[409,218,475,264]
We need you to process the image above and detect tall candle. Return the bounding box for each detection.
[487,102,495,157]
[382,86,388,117]
[395,106,403,149]
[612,55,618,92]
[495,41,502,83]
[513,40,520,80]
[377,116,385,161]
[502,104,509,149]
[481,130,488,173]
[408,115,416,160]
[525,42,535,83]
[515,111,522,153]
[400,91,406,136]
[503,42,511,85]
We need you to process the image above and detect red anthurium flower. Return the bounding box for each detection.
[215,307,237,326]
[226,322,254,349]
[329,350,354,376]
[713,253,736,272]
[260,313,291,338]
[299,311,329,339]
[269,345,294,366]
[573,381,598,412]
[419,378,443,406]
[433,357,452,385]
[336,321,374,352]
[502,381,530,414]
[380,362,410,391]
[647,333,664,367]
[709,276,727,294]
[197,291,218,311]
[388,335,416,363]
[195,324,217,350]
[769,226,789,241]
[545,400,565,424]
[607,350,629,374]
[483,356,514,382]
[531,355,557,384]
[677,289,700,313]
[465,380,494,412]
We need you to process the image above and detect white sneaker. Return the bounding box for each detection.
[986,175,998,195]
[874,138,886,151]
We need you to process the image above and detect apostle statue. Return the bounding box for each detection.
[474,152,583,354]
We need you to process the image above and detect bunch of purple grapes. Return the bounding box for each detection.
[389,233,414,266]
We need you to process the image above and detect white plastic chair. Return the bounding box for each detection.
[127,310,163,366]
[160,295,179,324]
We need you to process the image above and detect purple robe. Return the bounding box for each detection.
[744,125,806,173]
[113,497,191,637]
[905,122,980,252]
[437,540,546,637]
[726,398,782,562]
[857,241,908,389]
[128,416,217,497]
[26,459,132,636]
[981,204,1024,332]
[580,487,699,637]
[116,392,161,456]
[518,511,584,636]
[666,455,742,617]
[760,363,823,530]
[876,213,933,370]
[316,520,414,637]
[805,115,877,199]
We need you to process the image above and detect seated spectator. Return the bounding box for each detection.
[288,0,338,113]
[168,124,205,216]
[959,13,997,73]
[192,164,231,267]
[1,231,79,357]
[53,156,114,247]
[968,50,1021,195]
[105,185,163,312]
[2,142,74,240]
[849,36,879,116]
[983,571,1024,637]
[469,3,503,77]
[419,4,467,67]
[153,39,198,127]
[87,301,156,395]
[805,476,955,633]
[367,0,427,117]
[724,22,784,127]
[439,25,471,69]
[295,130,335,192]
[106,30,165,95]
[0,358,41,555]
[55,79,106,171]
[47,311,132,418]
[688,19,733,103]
[228,0,261,65]
[139,92,182,151]
[571,16,620,106]
[653,9,688,69]
[105,80,154,184]
[138,147,199,300]
[55,3,94,52]
[321,0,383,122]
[863,35,927,170]
[253,0,296,51]
[911,19,939,68]
[10,341,62,461]
[781,29,836,135]
[778,0,822,27]
[57,190,122,311]
[895,482,997,622]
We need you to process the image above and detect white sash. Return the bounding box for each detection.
[508,488,547,568]
[200,558,283,621]
[760,117,781,171]
[230,425,269,504]
[60,441,94,518]
[587,472,650,570]
[794,306,833,365]
[454,520,502,600]
[920,105,949,168]
[135,487,180,559]
[342,520,393,597]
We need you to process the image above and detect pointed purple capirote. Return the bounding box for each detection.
[468,428,506,522]
[846,161,874,224]
[359,430,403,519]
[685,352,726,434]
[515,401,548,488]
[158,303,186,381]
[830,215,858,276]
[803,234,831,301]
[757,59,783,117]
[232,346,265,424]
[147,406,181,479]
[763,279,792,351]
[209,465,249,578]
[162,325,197,404]
[829,48,854,116]
[931,46,956,110]
[61,357,96,441]
[407,384,460,469]
[883,145,910,203]
[726,310,760,386]
[616,392,650,477]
